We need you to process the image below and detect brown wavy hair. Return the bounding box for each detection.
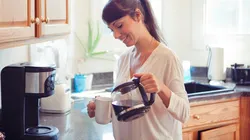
[102,0,165,43]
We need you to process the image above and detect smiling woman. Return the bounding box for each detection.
[102,0,164,45]
[86,0,190,140]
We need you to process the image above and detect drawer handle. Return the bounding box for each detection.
[31,17,40,24]
[193,114,200,120]
[41,17,50,24]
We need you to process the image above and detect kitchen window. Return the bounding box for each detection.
[192,0,250,49]
[205,0,250,35]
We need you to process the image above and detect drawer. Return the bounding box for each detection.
[183,100,239,128]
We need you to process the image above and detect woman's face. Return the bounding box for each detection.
[108,15,142,47]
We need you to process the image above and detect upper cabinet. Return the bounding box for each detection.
[0,0,36,43]
[0,0,70,48]
[39,0,70,37]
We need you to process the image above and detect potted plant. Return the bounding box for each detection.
[75,20,108,61]
[74,20,108,91]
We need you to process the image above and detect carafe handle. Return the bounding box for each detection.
[133,78,156,106]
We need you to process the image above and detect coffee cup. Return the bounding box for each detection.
[95,96,112,124]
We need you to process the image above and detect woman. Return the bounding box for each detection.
[87,0,190,139]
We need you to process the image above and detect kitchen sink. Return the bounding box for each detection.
[99,82,234,98]
[185,82,234,97]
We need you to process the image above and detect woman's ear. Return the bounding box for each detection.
[134,8,143,22]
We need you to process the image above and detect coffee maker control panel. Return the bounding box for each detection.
[45,74,56,96]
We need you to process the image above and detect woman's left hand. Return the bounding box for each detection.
[133,73,163,94]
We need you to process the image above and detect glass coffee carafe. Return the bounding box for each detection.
[111,77,156,122]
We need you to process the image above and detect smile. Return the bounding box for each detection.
[121,35,128,44]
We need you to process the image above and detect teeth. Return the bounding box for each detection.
[123,36,127,42]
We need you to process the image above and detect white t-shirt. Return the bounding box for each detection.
[111,43,190,140]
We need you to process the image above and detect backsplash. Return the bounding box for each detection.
[0,46,29,71]
[91,72,114,89]
[90,66,235,90]
[191,66,233,79]
[0,45,30,108]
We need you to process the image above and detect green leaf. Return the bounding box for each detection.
[90,51,108,57]
[88,21,93,53]
[91,22,101,53]
[76,19,109,60]
[74,32,87,58]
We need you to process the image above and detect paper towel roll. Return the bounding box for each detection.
[208,47,226,81]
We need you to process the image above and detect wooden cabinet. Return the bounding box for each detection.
[183,132,197,140]
[0,0,70,48]
[200,124,239,140]
[240,96,250,140]
[38,0,70,37]
[0,0,36,42]
[183,98,240,140]
[184,99,239,129]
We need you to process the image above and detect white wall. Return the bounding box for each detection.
[0,45,29,104]
[1,0,250,80]
[162,0,210,66]
[0,46,29,71]
[162,0,250,67]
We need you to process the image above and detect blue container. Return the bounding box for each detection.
[74,74,86,93]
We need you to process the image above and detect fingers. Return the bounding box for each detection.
[133,73,144,77]
[87,101,96,118]
[88,110,95,118]
[138,73,155,86]
[143,84,159,93]
[134,73,160,93]
[87,101,96,109]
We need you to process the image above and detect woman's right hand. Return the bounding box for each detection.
[87,101,96,118]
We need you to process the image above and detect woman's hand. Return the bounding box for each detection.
[134,73,172,108]
[133,73,163,94]
[87,101,96,118]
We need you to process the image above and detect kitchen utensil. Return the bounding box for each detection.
[231,63,250,85]
[111,77,155,122]
[207,46,226,81]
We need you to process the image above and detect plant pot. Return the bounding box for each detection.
[85,73,93,90]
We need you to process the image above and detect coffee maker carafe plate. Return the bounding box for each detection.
[25,126,59,140]
[26,126,53,134]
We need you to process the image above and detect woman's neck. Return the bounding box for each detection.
[134,35,159,55]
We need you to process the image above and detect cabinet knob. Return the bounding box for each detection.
[31,17,40,24]
[41,17,50,24]
[193,114,200,120]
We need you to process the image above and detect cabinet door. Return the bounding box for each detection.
[240,96,250,140]
[40,0,70,37]
[183,132,198,140]
[200,124,239,140]
[0,0,35,43]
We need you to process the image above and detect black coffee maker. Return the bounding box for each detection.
[1,62,59,140]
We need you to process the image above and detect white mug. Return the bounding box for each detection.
[95,96,112,124]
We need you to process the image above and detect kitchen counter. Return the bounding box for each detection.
[188,85,250,103]
[40,100,114,140]
[40,82,250,140]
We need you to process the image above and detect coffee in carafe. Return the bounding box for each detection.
[111,77,155,122]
